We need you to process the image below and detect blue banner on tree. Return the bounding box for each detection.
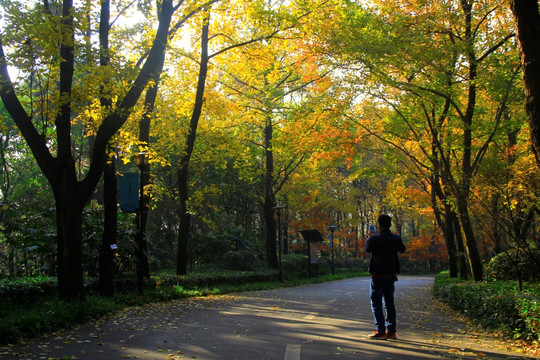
[118,172,139,213]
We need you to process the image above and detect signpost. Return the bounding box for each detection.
[300,230,324,277]
[329,225,336,275]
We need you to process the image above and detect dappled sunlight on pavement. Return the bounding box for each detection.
[1,276,538,359]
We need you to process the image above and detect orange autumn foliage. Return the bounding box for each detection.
[402,232,448,263]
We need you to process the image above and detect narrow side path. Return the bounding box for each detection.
[1,275,537,359]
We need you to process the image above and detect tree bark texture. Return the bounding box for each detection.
[55,186,85,300]
[176,12,210,275]
[431,177,459,278]
[448,211,469,280]
[176,167,191,275]
[264,118,278,269]
[456,195,483,281]
[99,155,117,297]
[511,0,540,168]
[97,0,116,297]
[442,207,459,278]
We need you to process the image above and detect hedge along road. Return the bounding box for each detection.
[1,275,538,360]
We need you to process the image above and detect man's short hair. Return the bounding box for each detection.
[378,214,392,229]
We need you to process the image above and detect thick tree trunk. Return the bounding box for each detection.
[55,190,85,299]
[264,119,278,269]
[136,46,165,279]
[454,0,483,282]
[97,0,115,297]
[283,213,289,256]
[0,135,9,201]
[175,13,209,275]
[442,209,458,278]
[450,211,469,280]
[432,199,459,278]
[456,195,483,281]
[138,162,150,278]
[431,170,459,278]
[511,0,540,168]
[264,198,278,268]
[491,193,502,255]
[176,167,191,275]
[99,156,116,296]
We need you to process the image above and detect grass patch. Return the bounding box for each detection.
[0,296,122,345]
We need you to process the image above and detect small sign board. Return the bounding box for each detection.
[299,230,324,243]
[300,230,324,265]
[118,172,139,213]
[310,245,318,264]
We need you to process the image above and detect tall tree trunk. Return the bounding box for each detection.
[136,51,165,278]
[442,206,458,278]
[440,0,483,282]
[99,153,116,296]
[456,194,484,280]
[431,178,459,278]
[176,168,191,275]
[450,211,469,280]
[97,0,116,297]
[283,211,289,256]
[55,183,85,299]
[0,127,13,275]
[176,12,210,275]
[0,133,10,201]
[138,161,150,277]
[491,193,502,255]
[264,117,278,269]
[511,0,540,168]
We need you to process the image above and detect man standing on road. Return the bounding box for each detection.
[365,214,406,340]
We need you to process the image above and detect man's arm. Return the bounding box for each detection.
[398,238,406,253]
[365,237,373,253]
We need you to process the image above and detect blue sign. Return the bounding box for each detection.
[118,172,139,212]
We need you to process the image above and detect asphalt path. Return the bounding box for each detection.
[1,275,537,360]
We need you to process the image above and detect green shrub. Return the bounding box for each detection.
[281,253,309,277]
[0,276,57,309]
[219,250,264,271]
[151,269,277,289]
[335,257,369,271]
[433,272,540,341]
[518,295,540,340]
[191,232,260,266]
[485,249,540,282]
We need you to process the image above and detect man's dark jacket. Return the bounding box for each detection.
[365,229,406,276]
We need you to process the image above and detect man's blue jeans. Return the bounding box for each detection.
[370,276,397,334]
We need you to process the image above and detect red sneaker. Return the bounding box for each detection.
[386,332,397,339]
[368,331,387,340]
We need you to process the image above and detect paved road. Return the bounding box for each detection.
[1,275,537,359]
